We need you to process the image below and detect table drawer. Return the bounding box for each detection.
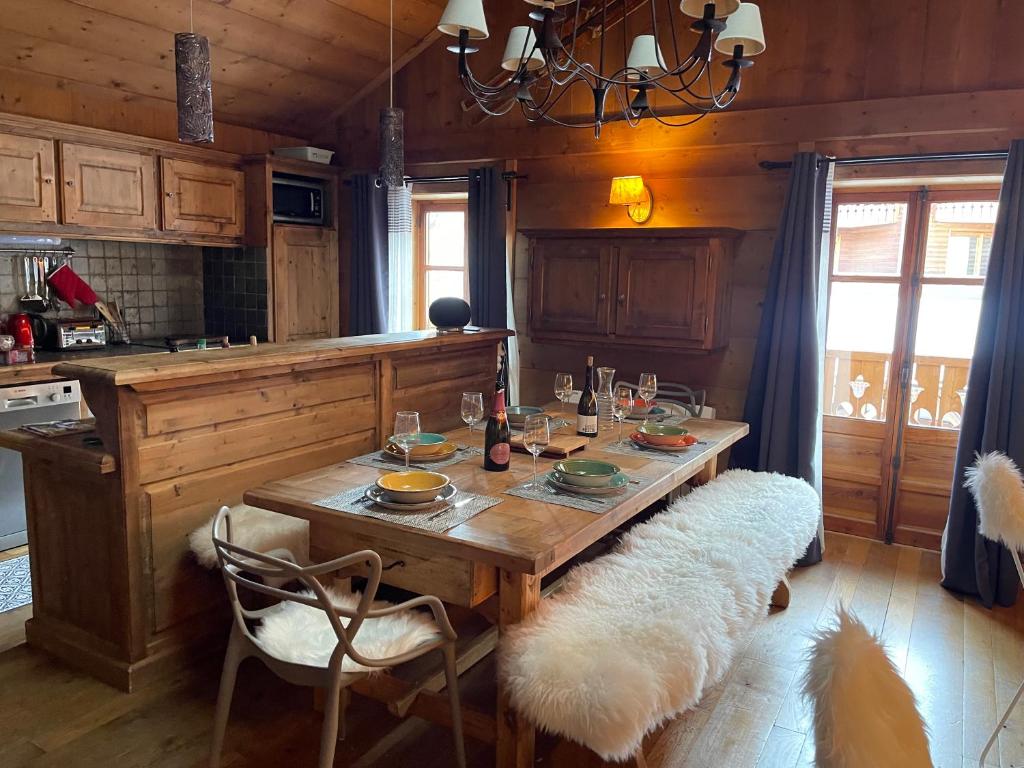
[310,529,497,608]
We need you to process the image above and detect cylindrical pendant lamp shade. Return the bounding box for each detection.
[437,0,489,39]
[627,35,667,74]
[501,27,544,71]
[680,0,740,18]
[714,2,766,56]
[175,32,214,144]
[379,107,405,188]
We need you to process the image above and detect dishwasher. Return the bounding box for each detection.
[0,380,83,550]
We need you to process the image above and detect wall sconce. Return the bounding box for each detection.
[609,176,654,224]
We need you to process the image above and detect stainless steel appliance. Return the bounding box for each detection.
[0,380,83,550]
[31,316,107,350]
[272,174,325,225]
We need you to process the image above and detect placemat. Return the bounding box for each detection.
[347,445,483,472]
[313,485,503,533]
[600,438,720,465]
[504,474,653,514]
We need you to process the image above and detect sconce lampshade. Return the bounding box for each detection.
[626,35,667,74]
[502,27,545,72]
[609,176,647,206]
[715,2,766,56]
[680,0,741,18]
[437,0,489,39]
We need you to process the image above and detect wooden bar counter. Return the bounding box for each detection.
[0,329,509,691]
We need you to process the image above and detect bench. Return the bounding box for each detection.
[499,469,821,763]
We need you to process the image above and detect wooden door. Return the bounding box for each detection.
[272,225,339,342]
[529,238,613,338]
[60,142,157,229]
[0,133,57,223]
[614,241,710,341]
[161,158,245,237]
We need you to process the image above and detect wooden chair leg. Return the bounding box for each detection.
[443,644,467,768]
[771,574,792,609]
[318,682,342,768]
[210,630,245,768]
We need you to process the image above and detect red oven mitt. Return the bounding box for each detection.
[47,264,99,308]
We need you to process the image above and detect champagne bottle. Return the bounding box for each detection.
[484,387,511,472]
[577,355,598,437]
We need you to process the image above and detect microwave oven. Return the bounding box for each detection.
[272,175,325,225]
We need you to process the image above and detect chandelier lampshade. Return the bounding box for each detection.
[626,35,667,75]
[679,0,741,18]
[502,27,545,72]
[715,2,766,56]
[437,0,488,40]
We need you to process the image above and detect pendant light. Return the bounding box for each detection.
[378,0,405,188]
[175,0,214,144]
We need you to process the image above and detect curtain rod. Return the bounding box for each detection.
[759,150,1010,171]
[410,171,525,184]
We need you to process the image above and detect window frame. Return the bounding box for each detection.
[413,198,470,329]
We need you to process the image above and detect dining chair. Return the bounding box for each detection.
[614,380,709,418]
[209,506,466,768]
[967,452,1024,767]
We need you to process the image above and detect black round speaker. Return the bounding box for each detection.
[428,297,472,332]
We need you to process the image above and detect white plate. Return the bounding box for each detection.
[547,472,629,497]
[365,483,457,512]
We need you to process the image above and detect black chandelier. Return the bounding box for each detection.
[436,0,765,138]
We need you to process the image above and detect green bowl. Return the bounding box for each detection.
[507,405,544,426]
[552,458,620,487]
[387,432,448,457]
[637,424,689,446]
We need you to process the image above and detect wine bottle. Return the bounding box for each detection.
[484,387,511,472]
[577,355,598,437]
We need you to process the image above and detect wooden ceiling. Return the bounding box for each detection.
[1,0,448,140]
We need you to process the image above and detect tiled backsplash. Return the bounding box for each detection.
[0,239,204,340]
[203,246,269,343]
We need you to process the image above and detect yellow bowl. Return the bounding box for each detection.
[375,471,451,504]
[388,433,449,457]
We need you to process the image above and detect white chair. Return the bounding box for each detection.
[209,506,466,768]
[614,380,710,418]
[967,452,1024,767]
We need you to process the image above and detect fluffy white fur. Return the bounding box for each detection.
[966,451,1024,550]
[189,503,310,568]
[499,469,820,762]
[254,586,440,673]
[803,609,932,768]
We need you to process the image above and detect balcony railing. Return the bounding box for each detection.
[824,350,971,430]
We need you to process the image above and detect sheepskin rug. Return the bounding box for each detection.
[499,469,820,762]
[189,504,310,569]
[803,609,931,767]
[966,451,1024,550]
[255,586,441,673]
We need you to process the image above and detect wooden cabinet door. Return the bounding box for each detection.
[272,225,339,342]
[161,158,245,237]
[0,133,57,223]
[614,241,710,341]
[60,142,157,229]
[529,239,614,337]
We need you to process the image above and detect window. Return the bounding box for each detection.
[414,200,469,329]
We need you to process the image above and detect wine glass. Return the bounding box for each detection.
[393,411,421,469]
[461,392,484,440]
[613,384,634,445]
[638,372,658,424]
[554,373,573,414]
[523,414,551,489]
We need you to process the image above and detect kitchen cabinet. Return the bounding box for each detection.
[526,228,739,351]
[272,225,339,342]
[161,158,245,237]
[0,133,57,223]
[60,142,157,230]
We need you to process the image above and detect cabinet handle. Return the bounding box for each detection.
[618,294,626,303]
[65,179,74,187]
[43,178,53,185]
[598,293,607,301]
[166,192,174,198]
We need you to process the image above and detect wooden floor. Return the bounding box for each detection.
[1,533,1023,768]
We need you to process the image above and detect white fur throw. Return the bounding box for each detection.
[499,469,820,762]
[803,609,931,767]
[255,587,440,673]
[966,451,1024,550]
[189,503,310,568]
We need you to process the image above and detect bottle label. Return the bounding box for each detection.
[489,443,511,464]
[577,414,598,435]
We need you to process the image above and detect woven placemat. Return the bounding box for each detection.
[600,438,720,465]
[313,485,502,533]
[347,445,483,472]
[504,474,653,514]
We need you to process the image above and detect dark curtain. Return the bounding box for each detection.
[730,152,834,567]
[467,166,508,328]
[942,140,1024,608]
[349,174,389,335]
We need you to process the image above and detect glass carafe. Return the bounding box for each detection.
[596,366,616,432]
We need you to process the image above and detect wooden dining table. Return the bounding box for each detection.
[244,409,748,768]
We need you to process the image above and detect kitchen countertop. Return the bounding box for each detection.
[0,342,169,387]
